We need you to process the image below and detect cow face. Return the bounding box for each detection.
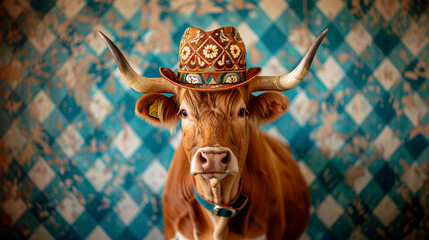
[135,88,288,202]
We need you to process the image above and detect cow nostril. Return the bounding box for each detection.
[199,154,208,165]
[221,152,229,165]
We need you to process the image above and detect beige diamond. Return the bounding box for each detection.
[345,92,372,125]
[114,0,140,20]
[374,0,400,21]
[29,90,55,123]
[374,58,401,90]
[403,93,428,126]
[115,192,140,225]
[113,124,142,158]
[316,195,344,227]
[29,22,56,54]
[374,126,401,161]
[346,22,372,55]
[402,162,428,194]
[260,0,289,20]
[402,21,428,56]
[28,157,56,191]
[57,0,86,18]
[86,226,111,240]
[316,57,345,90]
[373,196,399,226]
[317,0,345,20]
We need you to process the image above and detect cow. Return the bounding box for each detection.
[99,26,327,239]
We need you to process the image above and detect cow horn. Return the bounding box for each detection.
[249,29,328,92]
[99,31,177,94]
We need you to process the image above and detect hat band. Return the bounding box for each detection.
[178,71,246,85]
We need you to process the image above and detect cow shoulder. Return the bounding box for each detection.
[258,130,311,240]
[163,143,201,239]
[237,126,287,237]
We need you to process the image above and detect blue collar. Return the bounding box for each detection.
[194,187,248,218]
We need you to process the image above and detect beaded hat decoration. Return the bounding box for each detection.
[159,26,261,91]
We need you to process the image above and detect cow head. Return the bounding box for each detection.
[99,29,326,204]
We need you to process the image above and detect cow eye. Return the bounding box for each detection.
[238,108,246,117]
[181,110,188,117]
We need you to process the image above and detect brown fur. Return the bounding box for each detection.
[136,88,309,239]
[179,89,250,165]
[249,92,289,124]
[163,125,310,239]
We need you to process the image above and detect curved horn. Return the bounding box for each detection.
[98,31,177,94]
[249,29,328,92]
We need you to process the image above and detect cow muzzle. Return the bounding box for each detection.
[190,147,239,180]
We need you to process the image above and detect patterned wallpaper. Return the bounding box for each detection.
[0,0,428,239]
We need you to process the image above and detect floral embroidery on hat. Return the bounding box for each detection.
[203,44,219,59]
[175,26,259,88]
[186,74,201,84]
[181,46,191,60]
[224,74,239,83]
[230,44,241,59]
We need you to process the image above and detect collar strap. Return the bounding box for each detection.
[194,188,248,218]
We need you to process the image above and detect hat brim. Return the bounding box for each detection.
[159,67,261,92]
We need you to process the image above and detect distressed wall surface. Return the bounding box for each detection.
[0,0,428,239]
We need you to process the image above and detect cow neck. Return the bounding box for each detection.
[192,179,248,218]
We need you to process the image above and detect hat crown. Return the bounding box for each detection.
[177,26,248,85]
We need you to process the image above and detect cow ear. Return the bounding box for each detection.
[248,91,289,124]
[135,93,179,130]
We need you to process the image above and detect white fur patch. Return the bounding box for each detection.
[193,229,198,240]
[172,231,189,240]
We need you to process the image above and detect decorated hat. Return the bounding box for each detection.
[159,26,261,91]
[99,27,327,94]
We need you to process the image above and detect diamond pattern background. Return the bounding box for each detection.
[1,0,428,239]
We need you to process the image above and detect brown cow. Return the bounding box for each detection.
[100,26,327,239]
